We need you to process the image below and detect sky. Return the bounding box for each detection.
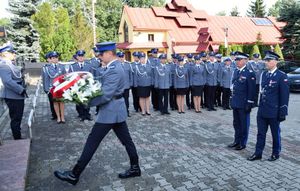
[0,0,278,18]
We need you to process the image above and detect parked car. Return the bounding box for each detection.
[278,61,300,74]
[287,68,300,92]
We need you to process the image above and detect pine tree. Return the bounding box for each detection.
[71,5,94,57]
[7,0,40,61]
[247,0,266,18]
[32,2,56,61]
[250,44,261,59]
[274,44,284,60]
[230,6,240,17]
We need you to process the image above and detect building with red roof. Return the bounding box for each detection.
[117,0,284,60]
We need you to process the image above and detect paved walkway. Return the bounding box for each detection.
[25,91,300,191]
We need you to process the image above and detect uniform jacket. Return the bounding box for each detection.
[133,63,153,87]
[90,57,101,77]
[89,60,127,124]
[190,63,206,86]
[154,63,172,89]
[42,63,65,93]
[231,66,256,109]
[0,59,25,99]
[257,69,289,118]
[219,65,234,88]
[121,61,133,89]
[247,61,265,84]
[205,61,219,86]
[174,65,189,88]
[70,61,93,73]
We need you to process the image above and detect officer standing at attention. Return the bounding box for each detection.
[247,51,289,161]
[169,53,178,111]
[70,50,93,121]
[0,42,27,140]
[205,52,218,111]
[117,51,133,117]
[215,54,223,107]
[228,51,256,150]
[155,54,171,115]
[185,53,194,109]
[148,48,160,111]
[131,52,140,112]
[219,57,234,110]
[54,42,141,185]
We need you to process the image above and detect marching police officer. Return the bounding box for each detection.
[0,42,27,140]
[117,51,133,117]
[54,42,141,185]
[247,51,289,161]
[155,54,172,115]
[228,51,256,150]
[42,51,64,120]
[190,55,206,113]
[219,57,234,110]
[70,50,93,121]
[247,53,266,106]
[148,48,160,111]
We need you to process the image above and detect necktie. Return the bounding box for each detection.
[80,64,83,69]
[54,64,57,70]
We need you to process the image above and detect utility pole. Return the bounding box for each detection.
[92,0,97,45]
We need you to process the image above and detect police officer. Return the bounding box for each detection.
[90,47,102,77]
[215,54,223,107]
[230,51,237,69]
[185,53,194,109]
[205,52,219,111]
[154,54,171,115]
[0,42,27,140]
[228,51,256,150]
[117,51,133,117]
[70,50,93,121]
[247,53,266,107]
[200,52,208,108]
[219,57,234,110]
[54,42,141,185]
[42,51,64,121]
[148,48,160,111]
[174,56,189,113]
[247,51,289,161]
[169,53,178,111]
[131,52,140,112]
[190,55,206,113]
[133,52,153,115]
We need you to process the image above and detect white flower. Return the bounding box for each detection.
[77,91,88,103]
[63,89,73,101]
[77,79,86,86]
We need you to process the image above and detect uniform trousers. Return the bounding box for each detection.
[185,87,194,109]
[233,108,250,146]
[207,85,217,109]
[151,87,159,110]
[4,98,24,139]
[47,93,57,118]
[74,122,139,175]
[254,84,260,106]
[255,116,281,156]
[159,89,169,113]
[222,88,231,108]
[76,104,91,119]
[169,86,176,110]
[131,87,140,112]
[215,85,222,106]
[123,89,130,114]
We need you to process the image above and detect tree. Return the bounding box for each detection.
[274,44,284,60]
[0,18,11,44]
[247,0,266,18]
[53,7,75,61]
[225,45,232,56]
[218,44,225,56]
[32,2,56,61]
[216,11,226,16]
[7,0,40,61]
[236,45,243,53]
[250,44,261,59]
[268,0,281,17]
[122,0,165,8]
[277,0,300,59]
[71,5,94,57]
[230,6,240,17]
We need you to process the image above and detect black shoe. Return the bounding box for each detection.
[212,108,217,111]
[178,111,181,114]
[146,112,151,115]
[247,154,262,161]
[141,113,146,116]
[234,145,246,150]
[127,113,131,117]
[207,108,212,111]
[54,170,79,185]
[181,111,185,114]
[223,107,227,110]
[227,142,239,148]
[118,165,141,179]
[164,112,171,114]
[267,155,279,161]
[161,112,165,115]
[86,116,92,121]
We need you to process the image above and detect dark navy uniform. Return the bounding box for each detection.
[229,52,256,150]
[248,51,289,161]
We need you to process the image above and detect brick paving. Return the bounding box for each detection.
[25,91,300,191]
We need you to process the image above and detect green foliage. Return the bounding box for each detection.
[216,11,226,16]
[0,18,11,44]
[268,0,280,17]
[225,46,232,56]
[247,0,266,18]
[122,0,165,8]
[236,45,243,53]
[274,44,284,60]
[259,44,271,58]
[218,44,225,56]
[250,44,261,59]
[277,0,300,60]
[230,6,240,17]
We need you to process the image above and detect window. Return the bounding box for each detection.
[251,18,273,26]
[148,34,154,42]
[123,22,129,42]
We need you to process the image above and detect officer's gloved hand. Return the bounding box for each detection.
[278,116,286,122]
[245,103,252,113]
[21,89,29,98]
